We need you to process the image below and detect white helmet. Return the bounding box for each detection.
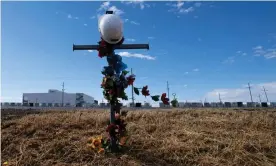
[98,13,123,44]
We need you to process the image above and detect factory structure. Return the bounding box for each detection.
[22,89,95,107]
[1,86,276,109]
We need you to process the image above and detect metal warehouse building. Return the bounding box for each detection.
[22,89,94,107]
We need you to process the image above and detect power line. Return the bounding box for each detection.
[247,83,253,103]
[262,86,269,102]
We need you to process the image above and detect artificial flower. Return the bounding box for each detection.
[88,136,103,149]
[119,136,127,146]
[171,98,178,107]
[142,86,150,97]
[115,113,120,120]
[97,40,107,58]
[134,87,140,95]
[126,74,135,85]
[122,70,129,76]
[151,95,160,101]
[161,93,170,105]
[98,148,105,153]
[108,90,114,95]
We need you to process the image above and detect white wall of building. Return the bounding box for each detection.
[23,89,94,107]
[83,93,94,104]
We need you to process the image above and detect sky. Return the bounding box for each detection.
[1,1,276,106]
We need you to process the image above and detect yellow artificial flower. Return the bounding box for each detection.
[98,148,105,153]
[88,135,102,149]
[96,135,102,140]
[3,161,8,165]
[119,136,127,146]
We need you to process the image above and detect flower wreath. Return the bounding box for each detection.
[88,37,170,153]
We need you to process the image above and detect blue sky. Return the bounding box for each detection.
[1,1,276,105]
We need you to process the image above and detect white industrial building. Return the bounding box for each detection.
[22,89,94,107]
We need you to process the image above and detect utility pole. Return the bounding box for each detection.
[62,82,65,107]
[258,94,262,103]
[167,81,170,101]
[262,86,269,102]
[247,83,253,103]
[131,68,135,107]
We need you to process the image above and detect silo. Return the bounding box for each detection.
[237,102,243,107]
[261,102,268,107]
[225,102,231,108]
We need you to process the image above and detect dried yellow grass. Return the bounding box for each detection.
[1,108,276,166]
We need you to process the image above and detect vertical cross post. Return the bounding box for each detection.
[73,14,149,152]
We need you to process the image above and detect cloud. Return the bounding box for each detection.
[198,38,202,42]
[222,50,247,64]
[87,50,93,52]
[167,1,197,14]
[193,68,199,72]
[130,21,140,25]
[236,50,247,56]
[204,82,276,102]
[268,33,276,40]
[126,38,136,42]
[148,37,155,40]
[185,72,189,74]
[124,18,139,25]
[56,11,80,20]
[118,52,156,60]
[108,6,124,15]
[179,7,194,13]
[176,1,184,9]
[252,45,276,59]
[121,0,150,10]
[222,56,235,64]
[97,2,124,16]
[67,14,79,19]
[90,16,96,19]
[98,1,110,11]
[84,24,87,26]
[194,2,202,7]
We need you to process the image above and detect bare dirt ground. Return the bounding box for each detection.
[1,108,276,166]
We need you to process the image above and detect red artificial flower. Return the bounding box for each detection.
[161,93,170,105]
[109,90,114,95]
[106,123,118,132]
[142,86,150,97]
[126,74,135,85]
[97,39,107,58]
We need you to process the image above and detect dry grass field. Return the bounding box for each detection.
[1,108,276,166]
